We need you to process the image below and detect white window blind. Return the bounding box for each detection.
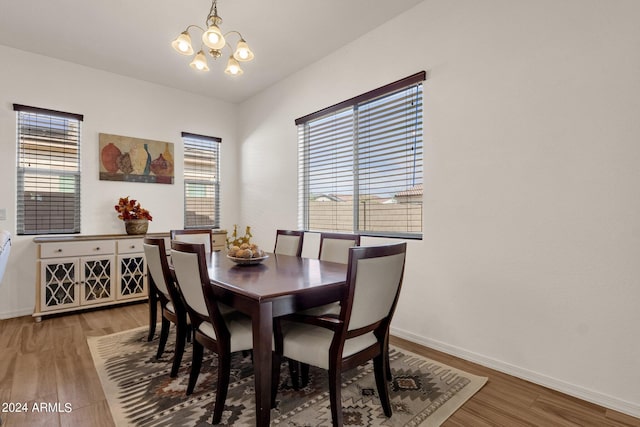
[297,72,424,238]
[14,104,82,235]
[182,132,221,228]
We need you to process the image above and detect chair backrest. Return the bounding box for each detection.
[170,241,210,319]
[170,241,232,342]
[274,230,304,256]
[170,229,212,252]
[319,232,361,264]
[143,237,172,299]
[342,243,407,332]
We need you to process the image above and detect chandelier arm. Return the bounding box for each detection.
[185,24,206,34]
[223,30,244,40]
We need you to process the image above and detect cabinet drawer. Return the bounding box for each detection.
[117,238,144,254]
[40,240,115,258]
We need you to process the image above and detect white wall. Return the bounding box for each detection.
[238,0,640,417]
[0,45,241,318]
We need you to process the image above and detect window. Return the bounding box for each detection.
[14,104,82,235]
[182,132,221,228]
[297,72,425,238]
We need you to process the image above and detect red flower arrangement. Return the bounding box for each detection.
[114,197,153,221]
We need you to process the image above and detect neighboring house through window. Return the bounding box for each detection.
[297,72,425,238]
[182,132,221,228]
[14,104,82,235]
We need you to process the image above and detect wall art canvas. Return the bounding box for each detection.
[99,133,174,184]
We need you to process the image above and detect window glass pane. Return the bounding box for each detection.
[182,134,220,228]
[298,75,423,238]
[16,108,81,235]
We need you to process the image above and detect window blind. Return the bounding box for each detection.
[14,104,82,235]
[297,72,425,238]
[182,132,221,228]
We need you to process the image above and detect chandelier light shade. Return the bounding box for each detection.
[171,31,194,55]
[172,0,253,76]
[202,23,225,50]
[233,39,254,61]
[190,50,210,71]
[224,56,243,75]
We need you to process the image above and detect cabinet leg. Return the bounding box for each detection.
[34,316,42,323]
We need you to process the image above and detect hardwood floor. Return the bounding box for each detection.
[389,336,640,427]
[0,303,638,427]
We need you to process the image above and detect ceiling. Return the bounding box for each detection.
[0,0,423,104]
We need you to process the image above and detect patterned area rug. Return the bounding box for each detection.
[88,326,486,426]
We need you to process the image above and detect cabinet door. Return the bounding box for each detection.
[80,255,115,305]
[117,254,147,300]
[40,258,80,312]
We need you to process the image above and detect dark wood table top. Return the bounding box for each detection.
[204,251,348,304]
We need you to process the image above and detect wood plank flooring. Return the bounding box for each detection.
[0,303,638,427]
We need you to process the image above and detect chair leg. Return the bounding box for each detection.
[147,292,158,341]
[243,349,254,363]
[187,339,204,395]
[385,331,392,381]
[156,316,170,359]
[385,358,392,381]
[328,366,343,427]
[212,352,231,424]
[288,359,300,390]
[171,321,188,377]
[301,363,310,388]
[374,354,392,417]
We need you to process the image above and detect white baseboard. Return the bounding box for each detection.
[0,307,33,320]
[390,326,640,419]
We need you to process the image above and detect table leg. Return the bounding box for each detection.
[252,302,273,427]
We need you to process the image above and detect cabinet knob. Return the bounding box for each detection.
[130,245,136,249]
[55,249,63,253]
[95,247,101,250]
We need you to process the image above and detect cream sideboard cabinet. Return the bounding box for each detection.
[211,229,227,251]
[33,233,169,322]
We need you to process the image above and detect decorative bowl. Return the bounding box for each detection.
[226,254,269,265]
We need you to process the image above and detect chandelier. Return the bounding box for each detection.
[171,0,254,76]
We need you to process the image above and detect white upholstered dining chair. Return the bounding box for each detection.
[297,232,360,319]
[319,232,360,264]
[274,229,304,256]
[170,228,212,252]
[286,232,361,388]
[273,242,407,427]
[170,241,254,424]
[143,237,189,377]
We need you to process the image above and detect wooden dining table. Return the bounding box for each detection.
[202,251,348,427]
